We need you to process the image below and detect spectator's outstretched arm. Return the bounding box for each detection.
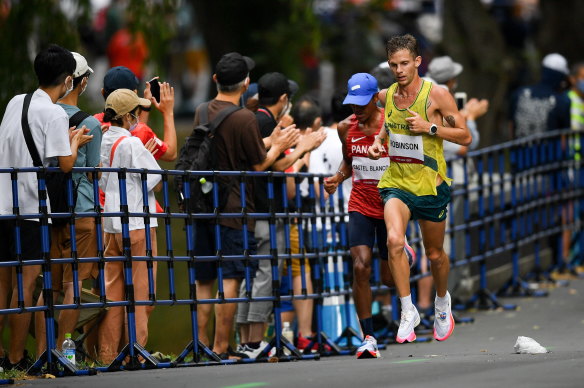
[253,125,299,171]
[150,82,177,161]
[272,127,326,171]
[461,98,488,150]
[324,118,352,195]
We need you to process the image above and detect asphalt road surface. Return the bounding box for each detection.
[20,277,584,388]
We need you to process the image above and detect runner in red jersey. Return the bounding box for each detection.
[325,73,415,359]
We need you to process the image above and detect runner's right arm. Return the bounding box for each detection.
[367,123,388,160]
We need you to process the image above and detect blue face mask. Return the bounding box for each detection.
[577,79,584,94]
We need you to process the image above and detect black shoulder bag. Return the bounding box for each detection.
[21,93,75,225]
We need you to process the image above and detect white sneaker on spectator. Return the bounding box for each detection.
[241,341,269,359]
[396,305,420,343]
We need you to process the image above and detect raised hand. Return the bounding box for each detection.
[151,82,175,115]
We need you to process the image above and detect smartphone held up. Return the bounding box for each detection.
[149,77,161,103]
[454,92,467,111]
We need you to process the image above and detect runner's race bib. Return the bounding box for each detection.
[389,133,424,164]
[352,156,389,183]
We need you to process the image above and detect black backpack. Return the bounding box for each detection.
[174,102,241,213]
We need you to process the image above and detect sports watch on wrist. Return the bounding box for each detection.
[429,123,438,136]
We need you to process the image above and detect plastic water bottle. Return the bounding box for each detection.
[282,322,294,355]
[62,333,76,365]
[199,177,213,194]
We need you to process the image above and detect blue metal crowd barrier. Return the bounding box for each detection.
[0,129,581,378]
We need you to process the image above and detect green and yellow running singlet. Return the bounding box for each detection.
[378,80,451,196]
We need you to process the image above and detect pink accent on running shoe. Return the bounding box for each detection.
[396,331,417,344]
[433,314,455,341]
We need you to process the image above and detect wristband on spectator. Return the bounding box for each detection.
[141,106,151,112]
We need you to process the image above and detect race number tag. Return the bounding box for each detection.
[389,133,424,164]
[352,156,389,183]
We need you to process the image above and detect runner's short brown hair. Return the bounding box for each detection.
[386,34,419,59]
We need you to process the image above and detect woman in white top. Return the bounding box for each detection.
[96,88,162,364]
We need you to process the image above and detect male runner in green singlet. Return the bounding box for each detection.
[368,34,471,343]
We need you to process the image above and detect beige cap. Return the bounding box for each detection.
[105,89,151,119]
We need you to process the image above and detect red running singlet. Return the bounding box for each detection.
[346,109,389,219]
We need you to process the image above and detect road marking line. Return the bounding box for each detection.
[392,358,427,364]
[223,383,269,388]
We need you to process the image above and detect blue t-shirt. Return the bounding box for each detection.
[58,103,103,213]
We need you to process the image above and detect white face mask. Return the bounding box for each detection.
[79,77,88,96]
[61,76,74,98]
[129,113,139,131]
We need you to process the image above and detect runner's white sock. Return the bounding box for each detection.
[400,294,413,311]
[435,291,450,309]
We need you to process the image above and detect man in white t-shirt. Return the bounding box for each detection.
[0,44,92,371]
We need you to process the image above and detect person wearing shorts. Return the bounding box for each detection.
[33,51,102,358]
[369,34,471,344]
[324,73,415,359]
[0,45,92,370]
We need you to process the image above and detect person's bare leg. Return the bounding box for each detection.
[351,246,374,320]
[416,255,434,310]
[281,311,295,327]
[213,278,241,356]
[380,260,395,288]
[0,267,11,358]
[56,281,82,349]
[8,265,40,364]
[247,322,265,343]
[292,274,313,337]
[239,324,249,345]
[419,220,449,297]
[195,280,214,347]
[384,199,412,298]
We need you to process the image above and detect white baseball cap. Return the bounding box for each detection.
[71,52,94,78]
[542,53,569,75]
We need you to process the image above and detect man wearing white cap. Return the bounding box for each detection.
[34,51,104,357]
[510,53,571,138]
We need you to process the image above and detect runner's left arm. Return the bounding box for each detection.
[405,86,471,146]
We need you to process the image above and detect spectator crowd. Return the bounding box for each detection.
[0,39,579,370]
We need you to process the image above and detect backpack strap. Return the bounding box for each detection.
[109,136,128,165]
[69,110,91,129]
[195,101,242,135]
[21,93,43,167]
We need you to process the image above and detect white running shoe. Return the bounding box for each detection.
[434,292,455,341]
[356,335,381,359]
[241,341,269,359]
[404,243,417,268]
[396,305,420,343]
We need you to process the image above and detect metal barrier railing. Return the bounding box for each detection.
[0,129,581,378]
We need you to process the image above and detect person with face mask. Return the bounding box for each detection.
[96,88,162,364]
[0,44,93,371]
[33,51,104,359]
